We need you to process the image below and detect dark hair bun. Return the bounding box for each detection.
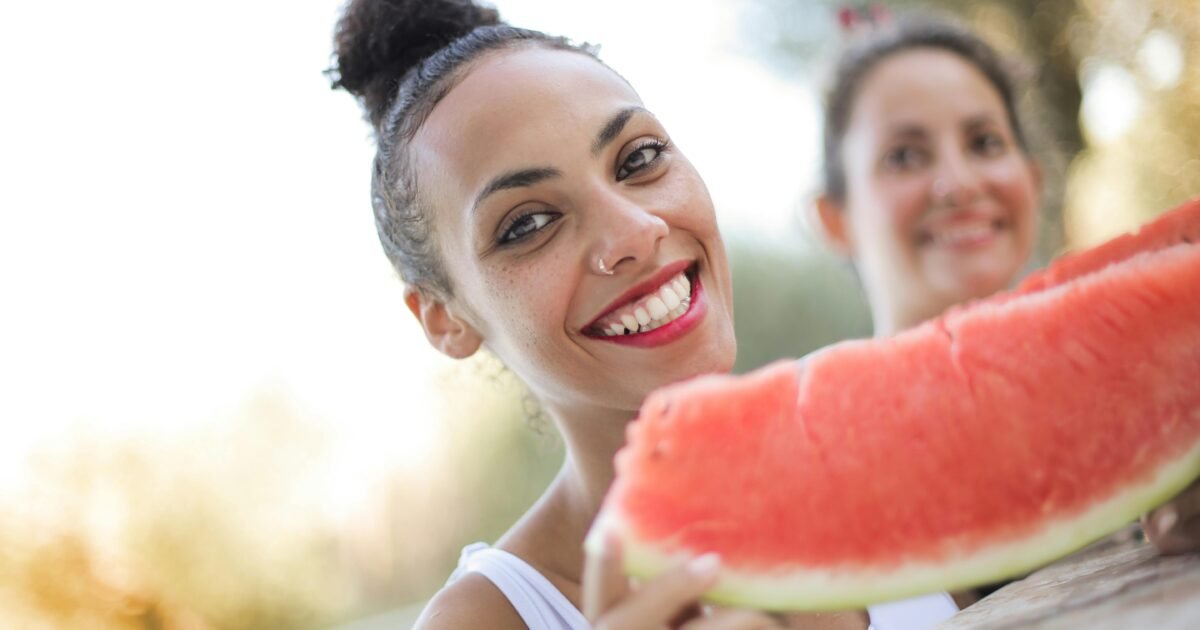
[330,0,502,124]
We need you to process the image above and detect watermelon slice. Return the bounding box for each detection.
[588,199,1200,611]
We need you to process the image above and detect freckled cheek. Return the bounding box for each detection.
[486,270,576,346]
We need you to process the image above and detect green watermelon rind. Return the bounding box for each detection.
[587,438,1200,611]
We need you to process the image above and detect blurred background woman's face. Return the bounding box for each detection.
[837,48,1040,317]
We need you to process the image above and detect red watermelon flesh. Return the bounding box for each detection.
[588,200,1200,611]
[997,198,1200,302]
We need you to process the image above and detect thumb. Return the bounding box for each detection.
[583,532,630,621]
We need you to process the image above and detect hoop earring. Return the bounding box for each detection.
[596,256,615,275]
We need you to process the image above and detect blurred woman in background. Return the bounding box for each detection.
[812,10,1200,573]
[814,13,1040,339]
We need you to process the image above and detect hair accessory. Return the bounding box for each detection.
[837,5,892,33]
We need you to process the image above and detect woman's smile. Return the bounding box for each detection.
[583,261,706,348]
[915,209,1013,251]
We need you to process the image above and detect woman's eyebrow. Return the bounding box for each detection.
[473,166,561,213]
[887,123,927,140]
[471,106,650,213]
[963,113,998,131]
[592,106,649,156]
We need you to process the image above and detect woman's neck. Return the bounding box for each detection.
[871,295,953,338]
[554,402,634,520]
[497,402,633,588]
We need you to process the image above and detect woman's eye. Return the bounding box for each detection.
[498,211,560,245]
[617,140,667,181]
[883,145,928,171]
[972,132,1007,156]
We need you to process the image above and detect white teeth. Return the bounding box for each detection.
[661,286,681,310]
[930,222,997,246]
[647,296,669,320]
[675,275,690,297]
[592,270,695,337]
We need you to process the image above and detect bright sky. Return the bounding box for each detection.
[0,1,819,506]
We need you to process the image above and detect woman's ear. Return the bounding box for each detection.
[815,194,854,255]
[404,287,483,359]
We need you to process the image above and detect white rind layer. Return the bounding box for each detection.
[586,435,1200,611]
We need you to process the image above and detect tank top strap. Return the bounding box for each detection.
[452,542,590,630]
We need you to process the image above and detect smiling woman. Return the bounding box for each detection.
[398,43,737,415]
[327,1,778,628]
[814,15,1040,338]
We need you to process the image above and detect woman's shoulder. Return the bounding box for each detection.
[412,572,527,630]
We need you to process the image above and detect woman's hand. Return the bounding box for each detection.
[1142,479,1200,554]
[584,534,783,629]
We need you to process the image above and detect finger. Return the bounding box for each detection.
[1145,479,1200,554]
[1166,480,1200,522]
[669,603,704,627]
[681,607,782,629]
[597,553,722,629]
[583,532,630,621]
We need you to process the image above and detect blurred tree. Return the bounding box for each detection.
[328,362,563,623]
[728,234,871,372]
[1063,0,1200,245]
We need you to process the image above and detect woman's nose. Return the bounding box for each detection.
[931,150,985,207]
[586,190,669,276]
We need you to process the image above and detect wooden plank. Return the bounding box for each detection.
[941,527,1200,629]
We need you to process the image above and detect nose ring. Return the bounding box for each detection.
[596,256,615,275]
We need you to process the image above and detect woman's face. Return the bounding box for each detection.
[411,47,736,415]
[832,48,1040,325]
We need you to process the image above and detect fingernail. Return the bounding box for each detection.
[1157,506,1178,533]
[687,553,721,579]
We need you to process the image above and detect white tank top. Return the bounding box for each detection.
[450,543,590,630]
[451,542,958,630]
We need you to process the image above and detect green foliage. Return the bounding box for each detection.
[728,234,871,373]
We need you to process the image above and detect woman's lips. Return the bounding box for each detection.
[589,268,693,337]
[919,216,1008,250]
[588,267,706,348]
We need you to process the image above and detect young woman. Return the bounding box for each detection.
[813,12,1199,568]
[328,1,815,628]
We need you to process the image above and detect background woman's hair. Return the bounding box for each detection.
[821,14,1029,204]
[328,0,596,295]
